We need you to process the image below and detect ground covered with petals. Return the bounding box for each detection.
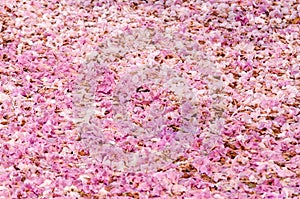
[0,0,299,198]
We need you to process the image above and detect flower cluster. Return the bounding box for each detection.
[0,0,299,198]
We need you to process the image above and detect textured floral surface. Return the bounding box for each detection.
[0,0,299,198]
